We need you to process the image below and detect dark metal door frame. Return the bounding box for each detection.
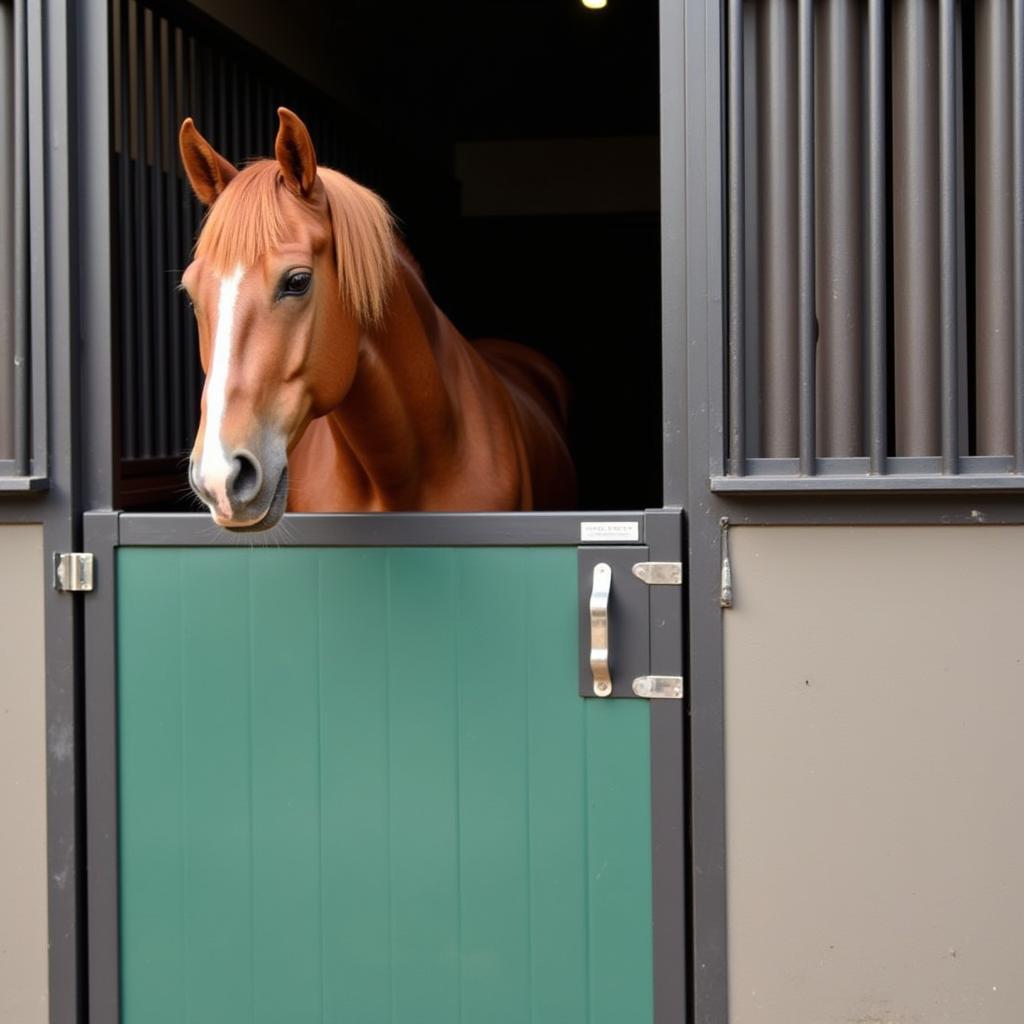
[66,0,691,1020]
[0,2,115,1023]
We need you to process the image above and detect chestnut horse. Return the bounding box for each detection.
[178,108,575,530]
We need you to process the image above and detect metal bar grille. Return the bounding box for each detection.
[722,0,1024,489]
[0,0,50,488]
[12,0,28,474]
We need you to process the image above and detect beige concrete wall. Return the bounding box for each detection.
[724,525,1024,1023]
[0,524,48,1023]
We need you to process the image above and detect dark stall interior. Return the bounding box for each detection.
[121,0,661,511]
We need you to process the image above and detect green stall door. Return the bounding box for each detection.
[118,547,653,1024]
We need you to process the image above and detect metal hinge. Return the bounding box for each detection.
[631,561,683,585]
[632,675,684,699]
[53,552,94,592]
[631,561,684,697]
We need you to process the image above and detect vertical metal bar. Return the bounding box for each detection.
[119,0,137,459]
[798,0,815,474]
[757,0,799,457]
[190,35,208,424]
[892,0,940,455]
[939,0,959,473]
[166,21,183,454]
[134,1,153,457]
[0,1,14,462]
[149,6,168,457]
[976,0,1015,455]
[13,0,29,474]
[229,57,240,164]
[242,64,253,163]
[727,0,745,474]
[816,0,863,458]
[867,0,887,473]
[79,0,118,510]
[1015,0,1024,471]
[742,1,763,464]
[217,51,227,161]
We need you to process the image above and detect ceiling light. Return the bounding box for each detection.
[581,0,608,9]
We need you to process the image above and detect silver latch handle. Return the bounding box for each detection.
[590,562,612,697]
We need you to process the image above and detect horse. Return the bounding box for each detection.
[178,107,576,530]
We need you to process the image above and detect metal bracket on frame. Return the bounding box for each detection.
[54,552,94,592]
[631,561,683,585]
[632,675,684,699]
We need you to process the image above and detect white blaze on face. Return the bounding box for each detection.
[199,264,245,517]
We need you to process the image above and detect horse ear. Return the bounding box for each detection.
[275,107,318,197]
[179,117,238,205]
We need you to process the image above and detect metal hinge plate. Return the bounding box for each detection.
[632,675,684,699]
[54,552,94,592]
[631,561,683,585]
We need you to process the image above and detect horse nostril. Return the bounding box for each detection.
[227,450,263,505]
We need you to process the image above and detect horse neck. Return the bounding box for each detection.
[326,256,459,504]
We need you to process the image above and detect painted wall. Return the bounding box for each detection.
[0,524,48,1024]
[724,525,1024,1023]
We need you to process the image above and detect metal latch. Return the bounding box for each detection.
[632,675,684,699]
[631,561,683,585]
[54,552,94,592]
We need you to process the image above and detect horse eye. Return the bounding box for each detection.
[281,270,312,297]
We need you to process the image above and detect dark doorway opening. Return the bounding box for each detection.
[118,0,662,511]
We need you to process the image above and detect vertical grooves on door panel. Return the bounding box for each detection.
[246,555,256,1024]
[315,558,325,1024]
[453,552,464,1024]
[583,705,593,1024]
[522,558,534,1024]
[176,556,189,1023]
[384,551,396,1024]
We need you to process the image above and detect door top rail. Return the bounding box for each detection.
[115,510,656,548]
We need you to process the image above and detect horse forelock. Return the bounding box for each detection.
[195,161,286,274]
[194,160,396,326]
[320,167,397,325]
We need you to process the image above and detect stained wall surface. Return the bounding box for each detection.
[725,525,1024,1024]
[0,524,48,1024]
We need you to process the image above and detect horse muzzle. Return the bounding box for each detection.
[189,448,288,531]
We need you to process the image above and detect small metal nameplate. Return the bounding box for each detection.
[580,521,640,543]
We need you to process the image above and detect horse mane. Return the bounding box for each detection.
[194,160,396,324]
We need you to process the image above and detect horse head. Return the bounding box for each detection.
[178,108,394,529]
